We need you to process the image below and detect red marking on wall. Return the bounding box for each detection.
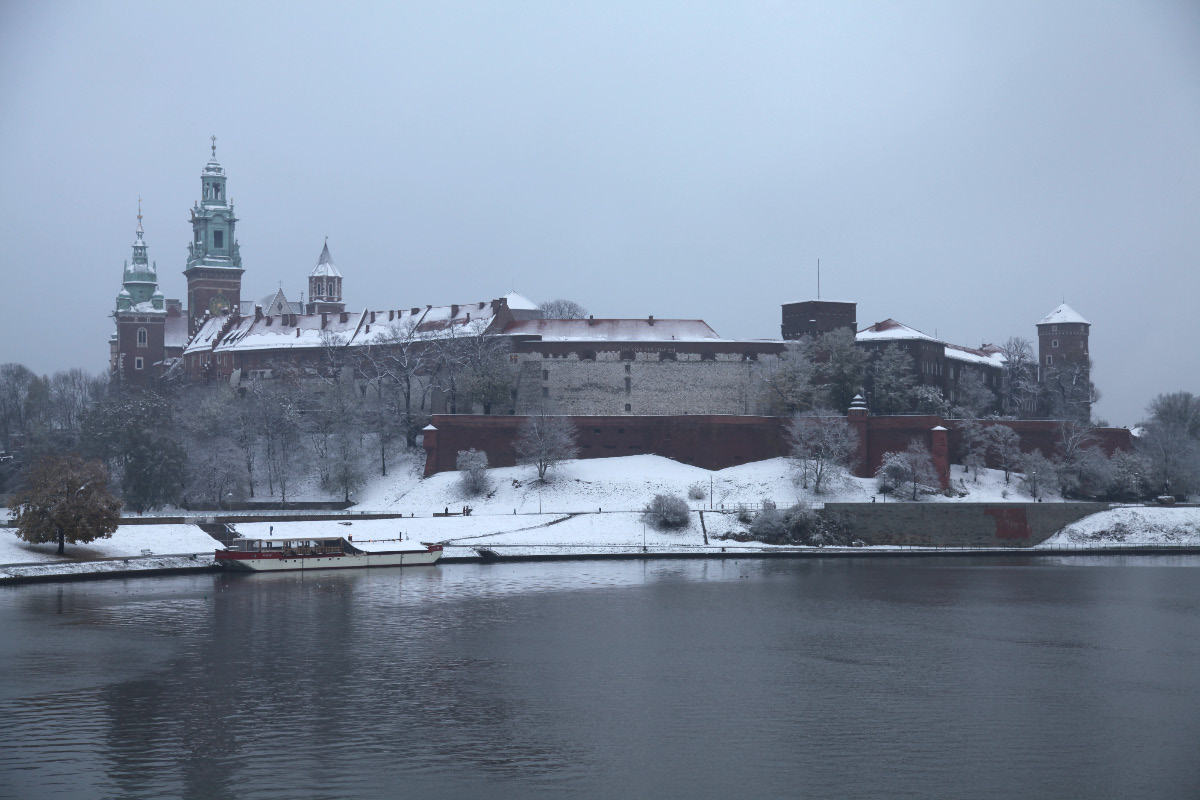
[984,507,1031,540]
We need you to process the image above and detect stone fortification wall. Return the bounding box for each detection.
[513,351,775,417]
[821,502,1107,547]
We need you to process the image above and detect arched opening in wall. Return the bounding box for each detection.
[137,328,148,347]
[700,352,716,361]
[659,351,676,361]
[580,349,597,361]
[620,350,635,361]
[742,352,758,361]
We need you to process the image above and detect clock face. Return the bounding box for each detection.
[209,295,230,315]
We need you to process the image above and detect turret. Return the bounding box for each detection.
[183,136,245,334]
[305,239,346,314]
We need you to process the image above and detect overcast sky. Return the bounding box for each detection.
[1,0,1196,425]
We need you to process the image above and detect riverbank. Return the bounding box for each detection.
[3,504,1199,584]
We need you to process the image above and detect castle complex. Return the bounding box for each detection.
[111,144,1093,422]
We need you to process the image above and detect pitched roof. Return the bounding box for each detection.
[1038,303,1089,326]
[856,319,939,343]
[501,291,538,311]
[309,241,342,278]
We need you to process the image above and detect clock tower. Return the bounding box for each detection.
[183,136,244,334]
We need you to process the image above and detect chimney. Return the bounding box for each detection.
[295,327,300,338]
[370,311,376,323]
[321,312,328,329]
[451,304,459,316]
[648,315,655,325]
[340,311,349,323]
[265,315,273,326]
[412,307,420,315]
[388,309,394,321]
[255,305,263,321]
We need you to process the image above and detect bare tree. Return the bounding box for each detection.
[1018,450,1056,500]
[876,439,939,501]
[985,425,1022,483]
[998,337,1037,417]
[0,362,35,451]
[358,317,437,447]
[787,411,859,494]
[514,412,579,482]
[955,416,988,480]
[539,298,589,319]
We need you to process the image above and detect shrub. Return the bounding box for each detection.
[642,493,691,529]
[456,448,490,497]
[687,482,707,501]
[736,503,753,524]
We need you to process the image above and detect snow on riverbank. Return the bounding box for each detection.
[1037,507,1200,548]
[0,524,223,576]
[353,455,1054,516]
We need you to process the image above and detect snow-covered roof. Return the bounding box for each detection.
[184,298,509,356]
[501,318,722,342]
[1038,303,1089,326]
[943,342,1005,368]
[856,319,939,343]
[502,291,538,311]
[309,242,342,278]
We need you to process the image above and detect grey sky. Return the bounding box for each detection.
[1,0,1196,426]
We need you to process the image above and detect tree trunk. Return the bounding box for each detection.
[57,527,65,556]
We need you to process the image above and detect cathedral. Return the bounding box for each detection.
[110,140,348,387]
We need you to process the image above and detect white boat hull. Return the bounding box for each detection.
[217,547,442,572]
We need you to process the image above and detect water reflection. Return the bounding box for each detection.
[1,557,1199,799]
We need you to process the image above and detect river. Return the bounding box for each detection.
[1,556,1198,799]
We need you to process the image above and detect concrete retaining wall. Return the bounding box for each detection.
[822,502,1109,547]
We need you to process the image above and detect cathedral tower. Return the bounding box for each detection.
[112,201,167,386]
[305,239,345,314]
[184,136,244,334]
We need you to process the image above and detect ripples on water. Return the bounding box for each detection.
[2,557,1199,799]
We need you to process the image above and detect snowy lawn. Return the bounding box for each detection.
[0,524,223,566]
[1036,507,1200,548]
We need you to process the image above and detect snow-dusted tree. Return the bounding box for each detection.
[985,424,1022,483]
[458,328,516,414]
[514,411,579,482]
[254,384,305,505]
[955,416,988,479]
[1052,420,1101,497]
[642,493,690,529]
[0,362,35,451]
[49,368,106,433]
[1017,450,1056,499]
[1136,420,1200,499]
[787,410,859,494]
[1146,392,1200,440]
[328,429,366,503]
[869,344,916,414]
[998,337,1037,417]
[539,298,589,320]
[876,439,939,501]
[758,339,818,415]
[81,390,185,513]
[8,452,122,555]
[953,369,997,418]
[358,317,437,447]
[1106,449,1150,500]
[230,393,261,498]
[1041,359,1099,422]
[912,384,951,416]
[317,330,354,385]
[456,448,490,497]
[815,329,868,412]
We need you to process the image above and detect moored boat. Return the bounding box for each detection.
[217,535,442,572]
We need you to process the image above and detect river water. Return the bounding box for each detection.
[1,556,1198,799]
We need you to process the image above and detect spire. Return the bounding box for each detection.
[211,134,217,159]
[136,195,144,238]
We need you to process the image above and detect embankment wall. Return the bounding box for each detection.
[821,502,1108,547]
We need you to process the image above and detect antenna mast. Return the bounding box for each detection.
[817,258,821,300]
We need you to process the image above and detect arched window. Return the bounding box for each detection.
[137,327,148,347]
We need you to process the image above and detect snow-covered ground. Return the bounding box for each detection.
[353,455,1057,516]
[1037,507,1200,548]
[0,524,224,580]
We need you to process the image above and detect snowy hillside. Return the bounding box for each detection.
[1037,507,1200,548]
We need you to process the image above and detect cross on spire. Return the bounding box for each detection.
[211,134,217,158]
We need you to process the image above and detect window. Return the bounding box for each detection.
[136,327,148,347]
[542,387,548,397]
[580,350,596,361]
[1051,325,1058,333]
[542,370,549,380]
[624,403,631,412]
[214,230,224,248]
[624,364,631,374]
[1052,339,1059,348]
[659,351,676,361]
[700,352,716,361]
[624,377,631,394]
[594,428,602,435]
[620,350,635,361]
[1046,355,1053,365]
[134,357,144,370]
